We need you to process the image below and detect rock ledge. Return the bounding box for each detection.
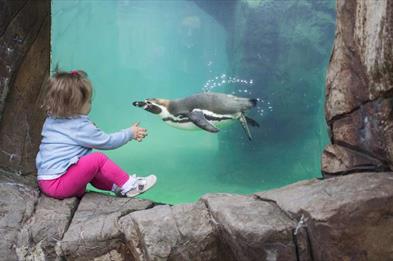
[2,171,393,260]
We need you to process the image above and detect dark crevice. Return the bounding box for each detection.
[322,166,391,178]
[322,165,390,176]
[117,231,134,260]
[115,202,170,260]
[253,194,296,221]
[13,187,40,259]
[327,88,393,125]
[167,207,185,258]
[253,195,314,261]
[327,122,334,143]
[327,101,363,127]
[292,231,301,261]
[200,197,221,232]
[59,197,81,242]
[131,216,149,260]
[322,143,391,177]
[117,201,156,220]
[20,189,40,226]
[151,200,172,207]
[335,140,392,167]
[304,226,315,261]
[199,197,232,261]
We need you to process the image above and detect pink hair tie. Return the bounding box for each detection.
[70,70,79,76]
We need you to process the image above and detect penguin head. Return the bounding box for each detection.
[132,98,171,117]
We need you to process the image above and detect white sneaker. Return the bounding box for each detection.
[125,175,157,198]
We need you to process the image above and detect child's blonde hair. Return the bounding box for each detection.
[44,70,93,117]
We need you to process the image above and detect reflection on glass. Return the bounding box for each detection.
[52,0,336,204]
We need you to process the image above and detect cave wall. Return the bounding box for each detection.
[0,0,50,180]
[322,0,393,176]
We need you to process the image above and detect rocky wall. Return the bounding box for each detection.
[0,0,50,179]
[322,0,393,176]
[2,171,393,260]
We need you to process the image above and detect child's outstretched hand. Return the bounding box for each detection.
[131,122,148,142]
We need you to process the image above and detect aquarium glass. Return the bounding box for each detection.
[52,0,336,204]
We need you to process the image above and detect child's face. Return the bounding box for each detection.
[80,99,91,115]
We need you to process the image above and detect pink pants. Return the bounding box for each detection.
[38,152,130,199]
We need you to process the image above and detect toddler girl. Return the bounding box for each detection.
[36,70,156,199]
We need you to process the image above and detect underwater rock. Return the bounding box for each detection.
[323,0,393,174]
[257,172,393,261]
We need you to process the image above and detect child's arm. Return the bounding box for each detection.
[74,118,134,150]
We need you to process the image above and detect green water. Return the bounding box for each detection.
[52,0,334,204]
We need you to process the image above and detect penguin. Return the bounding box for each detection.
[132,92,260,140]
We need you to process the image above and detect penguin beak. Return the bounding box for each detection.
[132,100,162,114]
[132,101,146,107]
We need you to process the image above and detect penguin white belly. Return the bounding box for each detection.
[166,121,200,130]
[164,110,238,131]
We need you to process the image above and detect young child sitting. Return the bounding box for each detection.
[36,69,156,199]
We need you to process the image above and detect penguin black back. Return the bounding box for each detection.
[169,92,256,115]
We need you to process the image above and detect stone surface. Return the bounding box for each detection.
[16,195,79,260]
[2,171,393,261]
[321,144,387,176]
[0,1,28,36]
[0,0,50,178]
[332,98,393,166]
[323,0,393,175]
[201,193,300,261]
[325,0,393,121]
[0,0,49,120]
[257,172,393,261]
[57,193,153,260]
[120,201,218,261]
[355,0,393,97]
[0,173,39,260]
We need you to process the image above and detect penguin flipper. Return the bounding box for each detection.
[188,110,220,133]
[245,116,260,127]
[239,113,252,140]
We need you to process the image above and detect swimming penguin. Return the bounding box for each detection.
[132,92,260,140]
